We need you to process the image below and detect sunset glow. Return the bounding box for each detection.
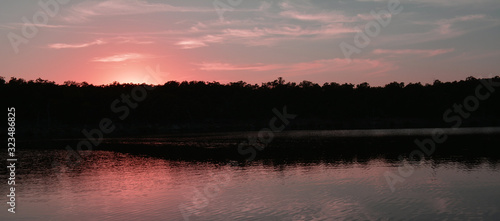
[3,2,500,220]
[1,0,499,85]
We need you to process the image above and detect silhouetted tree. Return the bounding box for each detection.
[356,82,370,89]
[1,76,500,138]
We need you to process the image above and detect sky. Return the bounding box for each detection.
[1,0,499,86]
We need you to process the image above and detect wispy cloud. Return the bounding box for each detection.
[177,24,356,49]
[0,23,67,30]
[197,62,282,71]
[48,37,154,49]
[176,40,208,49]
[280,10,358,23]
[48,40,105,49]
[113,36,154,45]
[287,58,396,76]
[373,49,455,57]
[62,0,211,23]
[92,53,146,62]
[436,14,487,35]
[356,0,494,6]
[374,14,496,47]
[197,58,396,77]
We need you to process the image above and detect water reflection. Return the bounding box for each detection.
[1,150,499,220]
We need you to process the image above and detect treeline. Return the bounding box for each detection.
[1,76,500,138]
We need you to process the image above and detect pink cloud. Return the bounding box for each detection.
[62,0,211,23]
[177,24,356,49]
[223,28,268,38]
[373,48,455,57]
[48,40,105,49]
[436,14,486,34]
[113,36,154,45]
[197,58,396,78]
[280,10,357,23]
[443,14,486,23]
[92,53,145,62]
[2,23,67,29]
[197,62,282,71]
[48,37,153,49]
[176,40,208,49]
[176,34,224,49]
[288,58,396,76]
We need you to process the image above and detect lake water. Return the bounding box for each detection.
[1,147,500,220]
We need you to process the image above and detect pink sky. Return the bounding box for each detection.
[1,0,499,86]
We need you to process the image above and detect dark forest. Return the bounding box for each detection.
[2,76,500,139]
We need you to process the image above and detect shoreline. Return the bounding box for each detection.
[14,128,500,162]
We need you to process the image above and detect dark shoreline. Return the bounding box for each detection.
[17,129,500,163]
[4,77,500,139]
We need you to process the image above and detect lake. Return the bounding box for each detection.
[1,144,500,220]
